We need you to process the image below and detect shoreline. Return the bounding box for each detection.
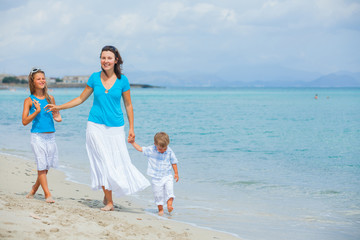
[0,153,241,240]
[0,83,162,89]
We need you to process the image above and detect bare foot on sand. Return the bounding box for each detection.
[101,204,114,211]
[103,196,108,206]
[157,205,164,216]
[26,185,36,199]
[167,198,174,213]
[45,196,55,203]
[158,209,164,216]
[167,205,174,213]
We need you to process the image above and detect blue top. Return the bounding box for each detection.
[29,95,55,133]
[142,145,178,178]
[87,71,130,127]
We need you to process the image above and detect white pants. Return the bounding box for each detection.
[30,133,58,171]
[151,175,175,206]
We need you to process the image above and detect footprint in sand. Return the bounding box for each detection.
[3,222,15,225]
[113,224,123,230]
[35,229,49,238]
[60,220,71,227]
[97,221,107,227]
[30,214,41,220]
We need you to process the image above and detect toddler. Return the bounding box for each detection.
[131,132,179,215]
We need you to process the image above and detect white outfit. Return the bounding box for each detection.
[151,175,175,205]
[142,145,178,178]
[86,121,150,197]
[30,133,58,171]
[142,145,178,205]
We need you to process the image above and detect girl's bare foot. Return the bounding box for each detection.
[103,196,108,206]
[101,204,114,211]
[45,196,55,203]
[26,185,36,199]
[26,192,35,199]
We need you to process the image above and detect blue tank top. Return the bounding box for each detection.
[29,95,55,133]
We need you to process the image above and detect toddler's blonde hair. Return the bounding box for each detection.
[154,132,170,148]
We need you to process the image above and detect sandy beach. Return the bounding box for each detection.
[0,153,240,240]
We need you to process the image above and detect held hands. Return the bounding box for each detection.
[44,104,59,113]
[127,129,135,143]
[52,110,62,122]
[43,103,62,122]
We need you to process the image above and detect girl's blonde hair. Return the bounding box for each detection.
[154,132,170,148]
[28,68,52,104]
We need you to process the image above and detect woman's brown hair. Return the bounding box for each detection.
[100,45,123,79]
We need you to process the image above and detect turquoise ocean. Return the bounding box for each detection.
[1,87,359,240]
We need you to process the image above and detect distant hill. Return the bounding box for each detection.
[126,69,360,88]
[126,70,224,87]
[307,72,360,87]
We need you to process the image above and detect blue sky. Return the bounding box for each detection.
[0,0,359,82]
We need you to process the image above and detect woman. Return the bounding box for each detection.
[46,45,150,211]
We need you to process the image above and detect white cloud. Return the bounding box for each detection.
[0,0,358,77]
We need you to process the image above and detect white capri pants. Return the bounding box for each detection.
[151,175,175,206]
[30,133,58,171]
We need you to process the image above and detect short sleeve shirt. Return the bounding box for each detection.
[142,145,178,178]
[87,71,130,127]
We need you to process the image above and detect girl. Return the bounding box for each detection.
[22,68,62,203]
[45,46,149,211]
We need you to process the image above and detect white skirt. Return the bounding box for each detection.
[86,121,150,197]
[30,132,58,171]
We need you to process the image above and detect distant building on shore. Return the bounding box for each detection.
[0,74,11,81]
[18,75,57,84]
[17,75,29,81]
[61,75,89,84]
[0,74,56,84]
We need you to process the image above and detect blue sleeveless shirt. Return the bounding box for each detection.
[29,95,55,133]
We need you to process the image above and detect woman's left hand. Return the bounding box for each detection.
[128,129,135,143]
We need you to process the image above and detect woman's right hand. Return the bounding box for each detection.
[44,104,59,112]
